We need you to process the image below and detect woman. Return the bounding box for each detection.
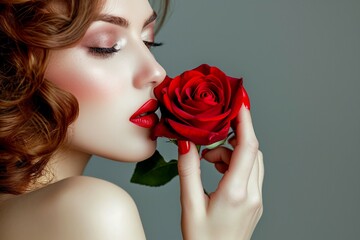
[0,0,264,239]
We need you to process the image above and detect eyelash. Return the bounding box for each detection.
[88,41,163,57]
[143,41,163,49]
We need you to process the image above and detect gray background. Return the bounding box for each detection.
[84,0,360,239]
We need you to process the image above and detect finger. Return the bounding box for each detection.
[246,153,264,236]
[257,151,265,194]
[222,106,259,190]
[214,162,228,174]
[247,150,260,200]
[228,135,236,148]
[201,146,232,165]
[234,105,257,145]
[177,141,206,213]
[246,205,264,240]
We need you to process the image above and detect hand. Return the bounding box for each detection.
[177,106,264,240]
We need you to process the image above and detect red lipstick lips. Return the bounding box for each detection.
[130,99,159,128]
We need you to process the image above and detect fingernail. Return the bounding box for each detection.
[201,148,210,159]
[242,87,251,110]
[178,140,190,155]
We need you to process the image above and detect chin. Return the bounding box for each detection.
[136,139,157,162]
[110,138,157,163]
[137,148,156,162]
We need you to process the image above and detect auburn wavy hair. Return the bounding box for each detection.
[0,0,170,195]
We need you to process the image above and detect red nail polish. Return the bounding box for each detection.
[178,140,190,155]
[242,87,251,110]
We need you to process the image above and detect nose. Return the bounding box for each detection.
[133,43,166,89]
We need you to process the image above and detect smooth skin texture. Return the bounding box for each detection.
[0,176,146,240]
[1,0,162,239]
[179,106,264,240]
[0,0,264,239]
[45,0,165,163]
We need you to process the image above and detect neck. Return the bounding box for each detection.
[0,148,91,203]
[46,148,92,183]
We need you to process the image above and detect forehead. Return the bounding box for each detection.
[101,0,153,20]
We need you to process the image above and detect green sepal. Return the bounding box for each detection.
[130,150,178,186]
[204,138,227,150]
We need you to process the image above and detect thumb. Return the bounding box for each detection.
[177,141,206,210]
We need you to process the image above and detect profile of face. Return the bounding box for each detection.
[45,0,166,162]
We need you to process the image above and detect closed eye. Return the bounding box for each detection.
[88,41,163,58]
[88,44,121,58]
[143,41,163,49]
[89,46,118,55]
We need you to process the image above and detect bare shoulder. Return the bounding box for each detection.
[0,176,146,240]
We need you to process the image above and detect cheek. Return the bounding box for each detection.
[48,58,122,102]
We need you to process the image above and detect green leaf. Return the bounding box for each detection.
[130,150,178,187]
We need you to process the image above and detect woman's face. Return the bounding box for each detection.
[45,0,166,162]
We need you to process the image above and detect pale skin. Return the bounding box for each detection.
[0,0,264,239]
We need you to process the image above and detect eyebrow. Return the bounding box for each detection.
[96,11,157,28]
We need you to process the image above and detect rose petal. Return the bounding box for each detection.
[171,101,195,120]
[188,118,227,131]
[167,119,231,145]
[154,76,172,100]
[194,82,220,105]
[151,118,181,140]
[181,68,204,80]
[182,79,224,110]
[162,91,175,114]
[167,75,183,99]
[194,108,231,121]
[193,64,212,75]
[152,64,247,146]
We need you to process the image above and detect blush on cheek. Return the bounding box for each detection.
[53,67,120,102]
[46,49,122,102]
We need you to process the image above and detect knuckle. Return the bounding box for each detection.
[244,138,259,153]
[248,195,263,211]
[223,187,248,205]
[258,205,264,217]
[178,165,200,178]
[248,137,259,149]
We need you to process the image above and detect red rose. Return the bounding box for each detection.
[152,64,249,146]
